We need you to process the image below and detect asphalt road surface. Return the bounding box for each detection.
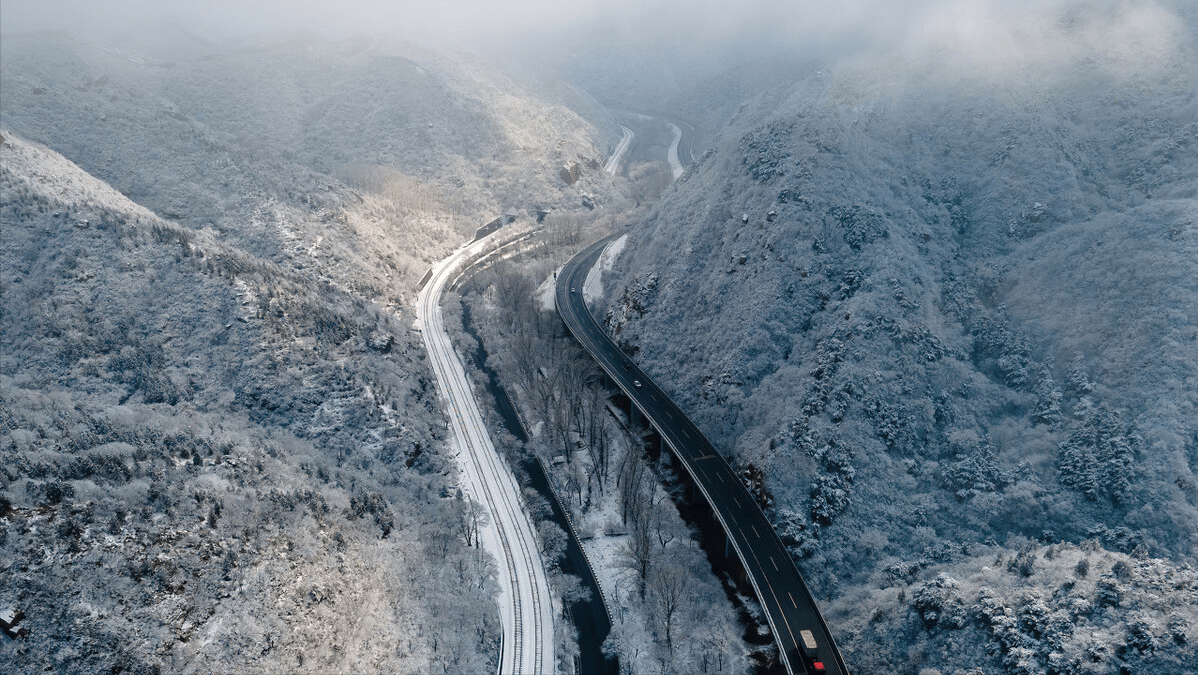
[556,236,850,675]
[666,122,685,180]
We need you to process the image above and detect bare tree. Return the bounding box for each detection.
[617,488,655,599]
[651,497,677,551]
[543,211,584,246]
[649,560,690,656]
[491,268,535,330]
[537,520,569,567]
[455,490,487,549]
[618,441,648,528]
[585,387,609,491]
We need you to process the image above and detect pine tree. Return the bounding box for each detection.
[1032,366,1063,428]
[1067,354,1094,395]
[1058,400,1139,502]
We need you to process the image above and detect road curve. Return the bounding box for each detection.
[417,228,555,675]
[675,119,696,164]
[665,122,684,180]
[556,237,850,675]
[604,125,634,175]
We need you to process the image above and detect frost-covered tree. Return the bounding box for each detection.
[1058,401,1141,503]
[944,440,1010,501]
[1032,366,1063,428]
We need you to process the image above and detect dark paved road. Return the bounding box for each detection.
[556,236,849,675]
[666,117,696,166]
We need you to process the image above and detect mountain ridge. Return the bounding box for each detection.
[597,8,1198,669]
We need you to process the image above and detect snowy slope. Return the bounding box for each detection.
[0,130,501,674]
[598,3,1198,671]
[0,28,641,674]
[0,31,630,306]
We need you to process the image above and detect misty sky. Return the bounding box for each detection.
[3,0,1191,82]
[1,0,952,52]
[0,0,599,44]
[6,0,623,46]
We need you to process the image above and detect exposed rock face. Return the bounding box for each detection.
[561,161,582,185]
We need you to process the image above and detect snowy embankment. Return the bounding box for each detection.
[537,270,558,312]
[582,234,627,304]
[537,233,627,310]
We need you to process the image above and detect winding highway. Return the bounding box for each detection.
[665,122,685,180]
[681,120,696,164]
[417,228,555,675]
[556,237,850,675]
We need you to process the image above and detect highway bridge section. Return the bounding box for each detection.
[556,236,850,675]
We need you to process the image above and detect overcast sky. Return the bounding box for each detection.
[5,0,621,45]
[0,0,946,51]
[3,0,1191,78]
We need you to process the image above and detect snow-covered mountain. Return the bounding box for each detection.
[0,28,629,674]
[0,129,504,672]
[4,4,1197,671]
[0,30,626,307]
[599,3,1198,671]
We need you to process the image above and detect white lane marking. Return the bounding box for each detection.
[563,237,824,675]
[769,555,779,571]
[561,235,823,675]
[751,525,760,538]
[680,120,697,163]
[743,538,802,669]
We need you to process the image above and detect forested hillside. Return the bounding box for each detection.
[599,3,1198,672]
[0,30,627,307]
[0,131,502,673]
[0,27,629,674]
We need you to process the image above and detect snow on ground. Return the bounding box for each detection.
[582,234,627,304]
[417,227,555,675]
[579,500,631,619]
[583,256,604,303]
[604,125,634,175]
[574,431,635,622]
[604,233,628,268]
[537,268,560,311]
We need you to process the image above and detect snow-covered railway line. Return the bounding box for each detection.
[416,228,555,675]
[604,125,634,174]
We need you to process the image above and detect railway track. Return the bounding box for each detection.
[417,226,554,675]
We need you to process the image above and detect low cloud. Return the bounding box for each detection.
[3,0,1190,84]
